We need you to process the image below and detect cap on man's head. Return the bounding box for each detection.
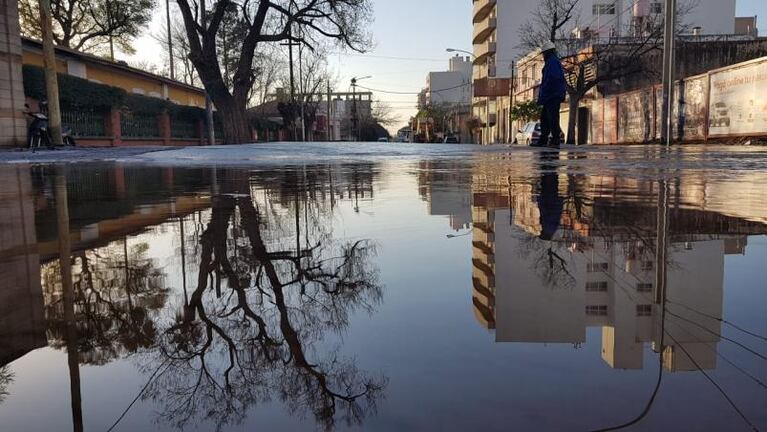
[539,40,557,53]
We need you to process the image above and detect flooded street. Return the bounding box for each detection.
[0,144,766,431]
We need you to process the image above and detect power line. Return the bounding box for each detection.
[665,331,761,432]
[356,82,471,95]
[667,298,767,342]
[330,52,447,62]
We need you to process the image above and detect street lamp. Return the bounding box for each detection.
[446,48,476,59]
[350,76,372,141]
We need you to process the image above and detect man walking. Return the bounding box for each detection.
[536,40,567,148]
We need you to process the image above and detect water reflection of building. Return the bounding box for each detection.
[463,162,767,371]
[417,162,473,231]
[0,166,46,366]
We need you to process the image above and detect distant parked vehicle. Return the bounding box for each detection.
[515,122,541,145]
[377,137,389,142]
[443,135,460,144]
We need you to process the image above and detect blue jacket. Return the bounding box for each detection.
[538,55,567,105]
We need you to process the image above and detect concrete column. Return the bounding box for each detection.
[107,108,121,146]
[159,112,171,145]
[0,0,27,148]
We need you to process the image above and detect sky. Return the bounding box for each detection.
[126,0,767,131]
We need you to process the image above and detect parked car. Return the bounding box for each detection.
[514,121,566,145]
[377,137,390,142]
[443,135,460,144]
[515,122,541,145]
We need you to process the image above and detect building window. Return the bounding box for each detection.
[586,305,609,316]
[587,263,609,273]
[636,283,653,293]
[586,281,609,292]
[650,2,663,14]
[637,305,653,317]
[593,3,616,15]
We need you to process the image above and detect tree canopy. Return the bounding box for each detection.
[19,0,154,56]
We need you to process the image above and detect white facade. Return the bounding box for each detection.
[426,55,473,106]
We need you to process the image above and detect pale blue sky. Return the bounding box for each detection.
[130,0,767,129]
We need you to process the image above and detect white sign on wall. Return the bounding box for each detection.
[708,60,767,137]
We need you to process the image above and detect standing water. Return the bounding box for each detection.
[0,143,766,431]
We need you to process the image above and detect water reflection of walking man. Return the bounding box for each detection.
[535,40,566,148]
[537,152,563,242]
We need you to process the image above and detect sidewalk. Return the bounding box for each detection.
[0,146,174,164]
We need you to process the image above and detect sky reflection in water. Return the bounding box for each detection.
[0,150,766,432]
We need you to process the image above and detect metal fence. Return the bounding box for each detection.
[170,117,200,139]
[62,109,107,137]
[120,112,161,138]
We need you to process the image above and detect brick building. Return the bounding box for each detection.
[0,0,27,147]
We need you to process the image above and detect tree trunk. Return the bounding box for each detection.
[216,100,252,145]
[566,95,580,145]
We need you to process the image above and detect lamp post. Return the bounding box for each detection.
[446,48,475,58]
[660,0,678,145]
[350,76,372,141]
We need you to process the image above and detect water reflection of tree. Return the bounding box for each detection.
[42,241,169,365]
[145,183,385,431]
[0,366,12,404]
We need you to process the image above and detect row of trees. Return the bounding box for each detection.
[19,0,377,143]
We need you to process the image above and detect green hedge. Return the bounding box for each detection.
[23,64,125,110]
[23,64,205,118]
[122,93,172,115]
[168,103,205,120]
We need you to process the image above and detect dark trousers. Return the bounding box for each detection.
[538,102,562,147]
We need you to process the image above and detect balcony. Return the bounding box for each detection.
[473,41,496,64]
[472,15,497,44]
[473,0,497,23]
[474,77,510,98]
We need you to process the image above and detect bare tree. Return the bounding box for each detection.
[144,173,386,430]
[153,17,201,86]
[277,46,335,140]
[173,0,373,144]
[19,0,154,56]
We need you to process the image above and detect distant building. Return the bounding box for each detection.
[252,89,373,142]
[425,55,473,106]
[735,16,759,37]
[416,56,474,143]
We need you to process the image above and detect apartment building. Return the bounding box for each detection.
[470,0,740,144]
[425,55,473,106]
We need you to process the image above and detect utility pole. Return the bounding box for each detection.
[280,17,301,141]
[200,0,215,145]
[39,0,63,145]
[166,0,175,80]
[660,0,678,145]
[327,81,332,142]
[297,28,306,142]
[351,78,358,141]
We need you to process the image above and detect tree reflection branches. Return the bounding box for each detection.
[147,184,385,431]
[43,242,169,365]
[0,366,13,404]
